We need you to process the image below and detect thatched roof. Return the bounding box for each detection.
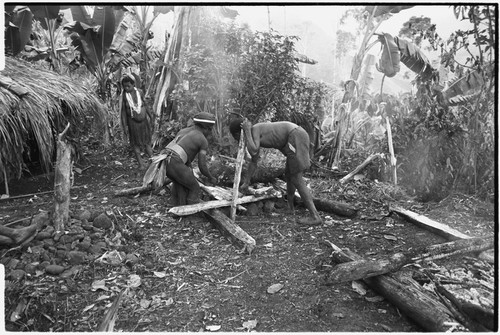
[0,56,107,181]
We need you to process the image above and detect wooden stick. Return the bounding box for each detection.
[390,206,472,240]
[231,129,246,221]
[168,193,278,216]
[339,153,382,184]
[385,117,397,184]
[2,168,9,197]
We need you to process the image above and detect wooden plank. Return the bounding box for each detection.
[390,206,472,240]
[199,184,246,212]
[203,209,255,254]
[325,240,456,332]
[168,193,278,216]
[328,236,494,283]
[231,129,246,221]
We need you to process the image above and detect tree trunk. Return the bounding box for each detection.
[328,236,494,283]
[203,209,255,254]
[326,241,457,332]
[53,123,72,231]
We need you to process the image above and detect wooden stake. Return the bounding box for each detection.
[53,123,72,231]
[231,129,246,221]
[385,116,397,184]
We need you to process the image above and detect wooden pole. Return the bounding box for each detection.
[53,123,72,231]
[230,129,246,221]
[384,114,397,184]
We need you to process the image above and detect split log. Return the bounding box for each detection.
[231,129,246,221]
[385,116,397,184]
[325,240,456,332]
[390,206,471,240]
[328,236,494,283]
[200,184,246,212]
[168,192,280,216]
[53,123,72,231]
[339,153,382,184]
[203,209,255,254]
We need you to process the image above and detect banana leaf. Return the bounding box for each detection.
[62,5,93,24]
[5,6,33,56]
[375,33,400,78]
[365,5,414,18]
[153,6,174,16]
[394,36,434,80]
[442,70,483,101]
[28,5,60,30]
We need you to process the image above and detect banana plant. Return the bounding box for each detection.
[4,6,34,56]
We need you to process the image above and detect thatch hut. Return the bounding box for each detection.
[0,56,107,192]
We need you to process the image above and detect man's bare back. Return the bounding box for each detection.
[251,121,299,149]
[171,127,208,164]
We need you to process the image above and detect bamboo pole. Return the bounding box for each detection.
[384,113,397,184]
[230,129,246,221]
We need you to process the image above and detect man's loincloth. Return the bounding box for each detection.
[280,126,311,175]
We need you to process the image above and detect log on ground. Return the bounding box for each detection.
[326,240,457,332]
[312,197,357,217]
[328,236,494,283]
[168,193,280,216]
[203,208,255,254]
[390,206,471,240]
[114,185,153,197]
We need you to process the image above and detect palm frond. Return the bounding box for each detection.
[0,56,107,182]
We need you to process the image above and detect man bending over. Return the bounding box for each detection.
[229,118,323,226]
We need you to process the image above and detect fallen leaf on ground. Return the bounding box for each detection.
[242,319,258,330]
[352,280,367,296]
[365,295,384,303]
[205,325,221,331]
[332,313,344,318]
[153,271,167,278]
[91,279,108,291]
[267,283,284,294]
[127,274,141,288]
[83,304,95,312]
[384,234,397,241]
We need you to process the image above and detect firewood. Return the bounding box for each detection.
[324,240,457,332]
[114,185,153,197]
[390,206,471,240]
[328,236,494,283]
[168,192,280,216]
[203,209,255,254]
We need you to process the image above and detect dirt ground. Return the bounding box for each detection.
[0,144,496,332]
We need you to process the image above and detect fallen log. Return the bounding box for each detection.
[390,206,471,240]
[114,185,153,197]
[272,179,357,217]
[339,153,382,184]
[312,197,357,218]
[203,209,255,254]
[168,192,280,216]
[328,236,494,283]
[325,240,457,332]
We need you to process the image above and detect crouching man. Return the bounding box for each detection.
[229,118,323,226]
[164,112,217,206]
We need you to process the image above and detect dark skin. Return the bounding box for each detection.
[233,120,323,226]
[166,124,216,205]
[121,81,153,169]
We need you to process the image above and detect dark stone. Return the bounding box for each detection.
[93,214,112,230]
[56,250,68,259]
[10,269,26,281]
[125,253,139,265]
[59,234,74,245]
[263,200,275,213]
[24,263,37,274]
[246,203,260,216]
[36,232,52,240]
[79,210,92,221]
[67,251,86,265]
[38,261,50,269]
[43,225,55,236]
[45,264,65,275]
